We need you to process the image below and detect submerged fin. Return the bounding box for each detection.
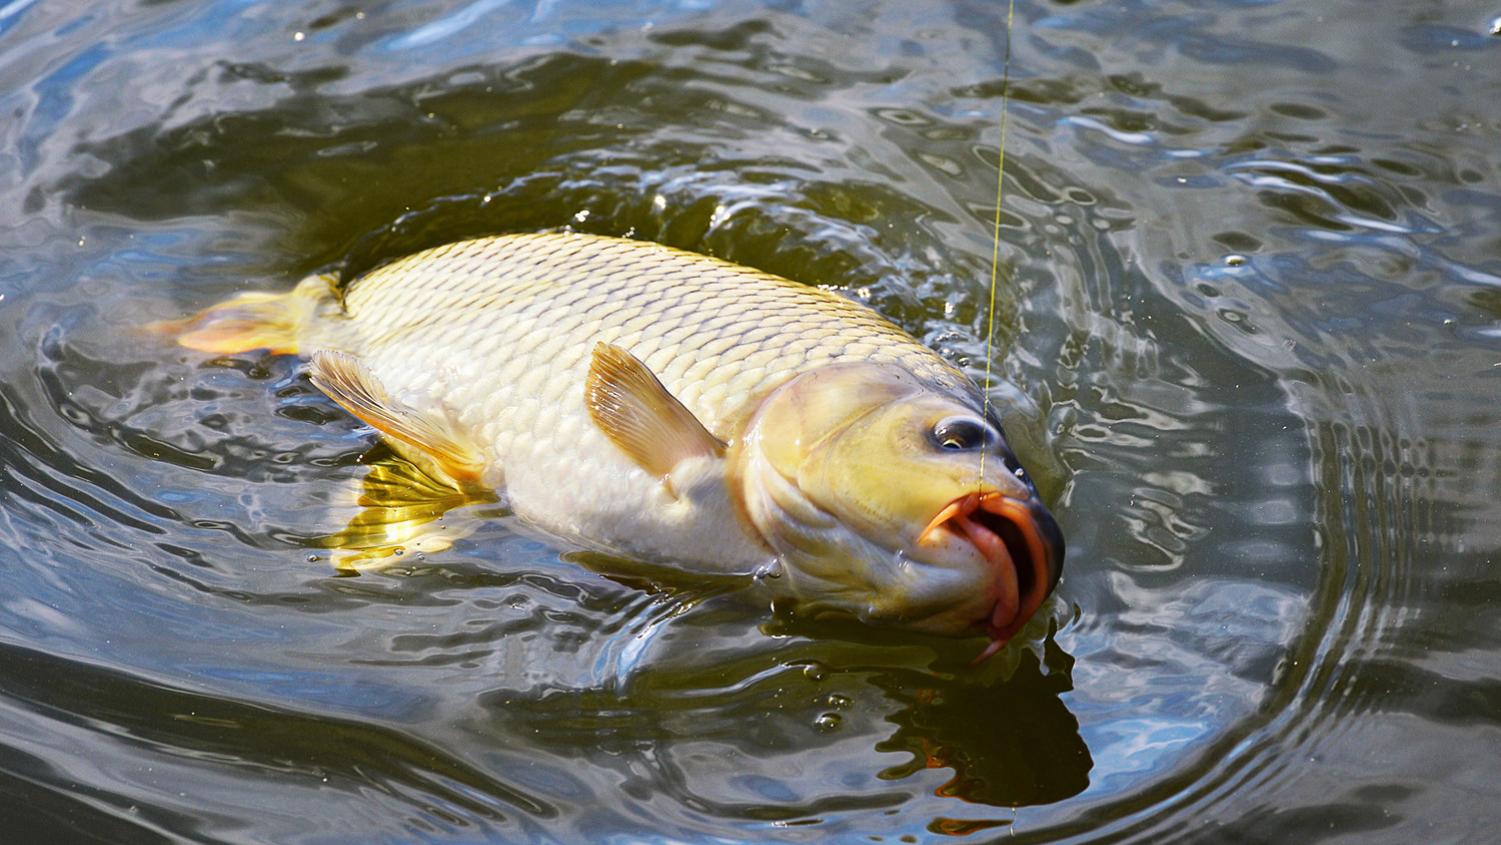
[309,351,486,485]
[585,343,725,487]
[152,273,335,355]
[317,448,497,572]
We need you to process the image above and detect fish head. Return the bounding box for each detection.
[736,362,1064,657]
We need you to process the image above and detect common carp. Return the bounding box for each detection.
[168,232,1064,656]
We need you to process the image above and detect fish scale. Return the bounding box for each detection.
[288,231,967,568]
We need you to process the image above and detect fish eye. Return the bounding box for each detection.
[930,416,994,451]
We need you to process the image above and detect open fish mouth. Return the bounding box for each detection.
[919,491,1064,661]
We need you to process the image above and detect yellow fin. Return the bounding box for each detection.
[317,450,496,573]
[585,343,725,486]
[151,273,335,355]
[309,351,485,485]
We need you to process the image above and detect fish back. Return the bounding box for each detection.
[332,232,967,437]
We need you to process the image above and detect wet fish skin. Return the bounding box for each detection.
[169,232,1063,646]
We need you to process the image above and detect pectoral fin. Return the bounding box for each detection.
[309,351,485,485]
[586,343,725,487]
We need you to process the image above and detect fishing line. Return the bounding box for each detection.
[978,0,1016,485]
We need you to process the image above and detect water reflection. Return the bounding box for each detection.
[3,0,1500,841]
[874,642,1091,808]
[482,625,1090,830]
[0,640,559,840]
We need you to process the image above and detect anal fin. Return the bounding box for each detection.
[317,448,498,573]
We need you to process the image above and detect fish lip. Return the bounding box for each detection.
[919,491,1064,662]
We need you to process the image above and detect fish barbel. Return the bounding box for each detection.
[167,232,1064,654]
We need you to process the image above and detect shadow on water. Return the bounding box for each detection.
[872,641,1091,809]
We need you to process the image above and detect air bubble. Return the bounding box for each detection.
[813,713,842,731]
[1224,254,1247,267]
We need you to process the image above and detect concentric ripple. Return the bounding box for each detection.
[0,0,1498,842]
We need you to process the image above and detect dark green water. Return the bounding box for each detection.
[2,0,1499,842]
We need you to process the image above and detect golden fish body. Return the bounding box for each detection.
[173,232,1064,648]
[305,233,964,567]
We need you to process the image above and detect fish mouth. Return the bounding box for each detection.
[919,491,1064,661]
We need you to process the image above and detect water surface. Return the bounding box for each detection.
[2,0,1500,842]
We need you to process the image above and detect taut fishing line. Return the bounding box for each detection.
[978,0,1016,484]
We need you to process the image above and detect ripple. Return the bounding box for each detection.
[1,0,1499,841]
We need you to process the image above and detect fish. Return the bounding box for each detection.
[164,232,1064,656]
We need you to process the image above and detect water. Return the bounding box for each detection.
[2,0,1499,841]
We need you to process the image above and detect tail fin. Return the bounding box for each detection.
[151,273,335,355]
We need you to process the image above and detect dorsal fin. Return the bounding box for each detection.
[309,351,485,485]
[585,343,725,488]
